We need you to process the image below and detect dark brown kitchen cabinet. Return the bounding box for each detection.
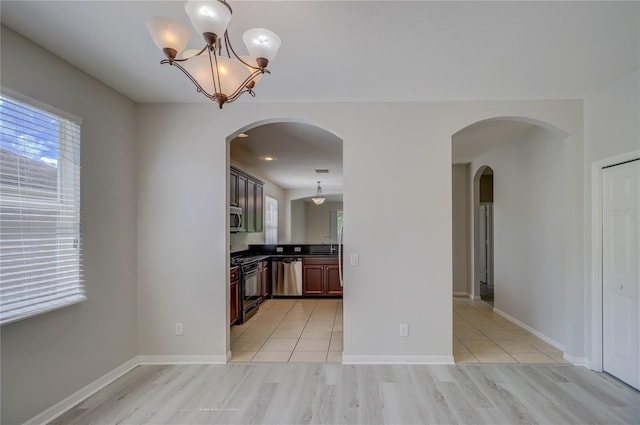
[229,168,239,207]
[259,260,270,300]
[246,179,256,232]
[302,258,343,296]
[237,173,247,219]
[230,267,239,325]
[229,166,263,233]
[255,184,264,233]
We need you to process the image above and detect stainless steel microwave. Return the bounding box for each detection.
[230,206,243,232]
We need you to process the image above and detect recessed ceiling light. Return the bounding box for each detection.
[261,156,276,161]
[237,133,249,138]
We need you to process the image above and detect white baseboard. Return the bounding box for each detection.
[23,357,139,425]
[453,291,469,297]
[342,355,454,365]
[493,307,565,352]
[137,355,228,364]
[564,354,589,368]
[23,354,228,425]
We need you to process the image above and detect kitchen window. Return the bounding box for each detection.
[264,195,278,244]
[0,90,84,325]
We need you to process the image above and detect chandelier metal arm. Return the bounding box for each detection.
[223,31,262,70]
[209,48,222,95]
[225,68,269,102]
[160,59,268,108]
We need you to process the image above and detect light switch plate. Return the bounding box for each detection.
[350,253,359,266]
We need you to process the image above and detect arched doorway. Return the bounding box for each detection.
[451,117,572,364]
[476,166,494,305]
[226,120,344,363]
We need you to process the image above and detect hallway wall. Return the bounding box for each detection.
[452,164,471,294]
[471,126,566,346]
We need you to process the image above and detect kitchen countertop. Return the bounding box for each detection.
[230,244,343,267]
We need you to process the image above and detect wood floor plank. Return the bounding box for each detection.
[48,363,640,425]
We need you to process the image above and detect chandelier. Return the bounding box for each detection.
[146,0,281,108]
[312,181,326,205]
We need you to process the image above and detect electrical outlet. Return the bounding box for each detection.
[350,253,359,266]
[400,324,409,337]
[175,322,183,336]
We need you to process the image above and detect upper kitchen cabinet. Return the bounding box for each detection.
[230,166,264,233]
[229,168,239,207]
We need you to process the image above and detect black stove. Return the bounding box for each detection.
[231,256,258,266]
[231,256,262,323]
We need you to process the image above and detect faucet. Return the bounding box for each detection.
[320,235,336,254]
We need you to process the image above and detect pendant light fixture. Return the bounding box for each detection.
[312,181,326,205]
[146,0,281,109]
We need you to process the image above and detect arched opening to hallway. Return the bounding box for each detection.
[451,117,571,364]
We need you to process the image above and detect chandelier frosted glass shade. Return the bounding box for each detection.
[146,17,191,58]
[243,28,282,63]
[146,0,281,108]
[184,0,231,40]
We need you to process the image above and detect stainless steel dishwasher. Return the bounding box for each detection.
[272,257,302,296]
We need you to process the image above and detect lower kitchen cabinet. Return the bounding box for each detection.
[259,260,270,300]
[230,267,239,325]
[302,257,343,296]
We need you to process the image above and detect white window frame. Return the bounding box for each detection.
[264,195,278,244]
[0,89,84,325]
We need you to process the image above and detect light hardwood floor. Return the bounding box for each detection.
[49,363,640,424]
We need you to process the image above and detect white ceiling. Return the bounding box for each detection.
[230,122,343,190]
[2,1,637,186]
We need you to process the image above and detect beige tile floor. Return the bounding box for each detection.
[454,296,568,364]
[230,298,343,363]
[231,297,567,365]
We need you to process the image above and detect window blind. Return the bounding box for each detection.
[0,92,84,325]
[264,196,278,244]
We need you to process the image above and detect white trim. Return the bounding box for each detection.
[493,307,565,353]
[342,355,455,365]
[227,350,232,362]
[453,291,469,297]
[564,353,589,367]
[22,357,139,425]
[137,355,227,365]
[590,150,640,373]
[1,86,83,124]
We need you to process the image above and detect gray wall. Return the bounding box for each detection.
[0,26,138,425]
[471,126,566,345]
[452,164,470,294]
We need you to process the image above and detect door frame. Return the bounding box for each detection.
[590,149,640,372]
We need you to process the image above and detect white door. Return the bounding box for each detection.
[603,160,640,390]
